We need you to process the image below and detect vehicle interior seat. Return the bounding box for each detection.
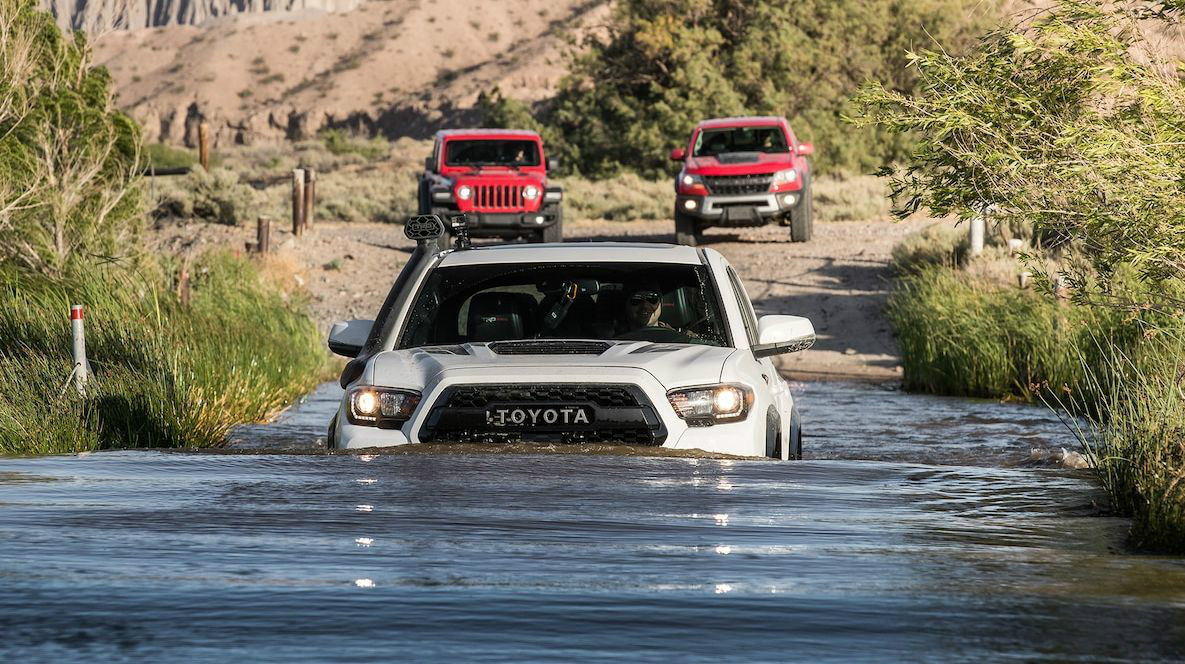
[467,292,532,342]
[658,288,696,329]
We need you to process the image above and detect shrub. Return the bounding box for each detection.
[144,143,197,170]
[557,173,672,221]
[526,0,1001,177]
[152,168,262,225]
[0,0,142,277]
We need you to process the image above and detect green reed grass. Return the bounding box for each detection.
[890,264,1185,551]
[0,252,328,455]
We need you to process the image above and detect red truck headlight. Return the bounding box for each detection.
[678,172,708,196]
[456,185,472,201]
[524,185,540,200]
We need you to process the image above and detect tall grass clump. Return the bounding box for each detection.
[0,252,327,454]
[1077,331,1185,552]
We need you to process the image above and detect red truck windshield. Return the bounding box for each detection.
[445,140,541,167]
[693,126,788,157]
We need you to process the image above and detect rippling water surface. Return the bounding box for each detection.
[2,381,1184,662]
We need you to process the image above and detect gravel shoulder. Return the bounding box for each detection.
[152,216,936,384]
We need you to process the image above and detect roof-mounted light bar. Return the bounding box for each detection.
[403,213,472,250]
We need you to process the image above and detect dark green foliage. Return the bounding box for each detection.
[0,0,143,276]
[852,0,1185,300]
[504,0,1000,177]
[144,142,197,169]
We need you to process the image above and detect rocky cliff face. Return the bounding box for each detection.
[41,0,362,32]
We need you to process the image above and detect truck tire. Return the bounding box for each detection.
[787,406,803,460]
[326,414,338,451]
[790,176,813,243]
[674,210,701,246]
[536,204,563,243]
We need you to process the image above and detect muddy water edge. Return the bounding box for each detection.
[1,381,1184,662]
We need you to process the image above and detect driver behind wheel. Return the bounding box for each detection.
[623,286,666,331]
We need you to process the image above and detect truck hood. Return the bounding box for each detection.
[447,168,546,183]
[685,151,795,176]
[366,341,737,391]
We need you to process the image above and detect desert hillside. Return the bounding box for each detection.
[78,0,606,146]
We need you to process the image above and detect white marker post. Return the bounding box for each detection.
[969,215,985,258]
[70,304,88,395]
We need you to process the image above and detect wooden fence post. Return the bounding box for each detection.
[303,168,316,230]
[257,216,271,254]
[292,168,306,238]
[198,122,210,172]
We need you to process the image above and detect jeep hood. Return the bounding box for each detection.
[367,341,737,391]
[685,152,794,176]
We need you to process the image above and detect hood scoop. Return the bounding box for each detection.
[488,340,611,355]
[715,151,762,164]
[422,345,471,355]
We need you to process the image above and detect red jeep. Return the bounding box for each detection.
[670,117,814,245]
[418,129,563,246]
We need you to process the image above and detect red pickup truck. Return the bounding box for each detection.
[418,129,563,247]
[670,117,814,245]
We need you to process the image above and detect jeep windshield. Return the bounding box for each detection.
[444,140,541,167]
[399,263,730,348]
[693,126,788,157]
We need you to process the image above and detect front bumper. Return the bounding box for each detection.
[335,368,767,456]
[676,191,801,226]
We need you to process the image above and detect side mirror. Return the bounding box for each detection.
[796,143,814,157]
[546,156,560,172]
[670,147,687,162]
[424,156,434,171]
[751,315,815,358]
[328,319,374,357]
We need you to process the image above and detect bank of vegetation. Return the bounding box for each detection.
[0,0,326,455]
[854,0,1185,551]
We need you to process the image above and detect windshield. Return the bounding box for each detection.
[399,263,730,348]
[693,126,788,157]
[444,139,541,167]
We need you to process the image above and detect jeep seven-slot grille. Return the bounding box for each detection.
[488,340,611,355]
[447,385,638,408]
[704,174,773,196]
[473,184,524,211]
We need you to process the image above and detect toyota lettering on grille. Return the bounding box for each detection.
[486,406,593,427]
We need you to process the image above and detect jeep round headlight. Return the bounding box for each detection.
[348,387,421,427]
[457,185,472,201]
[523,185,540,200]
[667,384,752,425]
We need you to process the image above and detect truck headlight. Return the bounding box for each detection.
[348,387,421,427]
[771,169,798,184]
[667,384,752,425]
[523,185,540,200]
[457,185,472,201]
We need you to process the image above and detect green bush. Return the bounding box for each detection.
[0,0,142,277]
[144,143,197,169]
[0,252,327,454]
[320,129,388,161]
[152,168,262,225]
[515,0,1000,178]
[557,173,672,221]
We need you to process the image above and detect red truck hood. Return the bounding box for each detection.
[685,152,795,176]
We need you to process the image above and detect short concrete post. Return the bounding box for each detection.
[198,122,210,172]
[257,216,271,254]
[303,168,316,230]
[292,168,306,238]
[70,305,88,395]
[969,215,985,258]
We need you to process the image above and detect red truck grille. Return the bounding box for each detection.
[703,174,773,196]
[473,184,525,211]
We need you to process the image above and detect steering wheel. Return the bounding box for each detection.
[614,325,690,343]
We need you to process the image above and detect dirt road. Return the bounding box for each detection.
[156,216,935,383]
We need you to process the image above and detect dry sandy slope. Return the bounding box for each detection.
[156,216,938,383]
